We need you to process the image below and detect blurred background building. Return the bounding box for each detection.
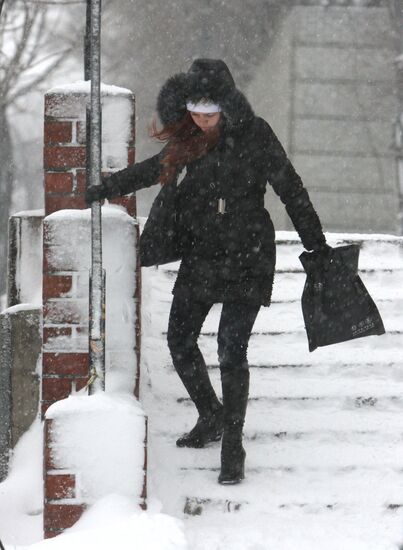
[1,0,402,301]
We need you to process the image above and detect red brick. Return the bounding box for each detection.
[43,275,73,299]
[43,300,86,325]
[45,474,76,500]
[42,402,53,421]
[130,109,136,146]
[74,377,90,392]
[44,419,64,468]
[127,147,135,165]
[44,419,54,458]
[44,418,53,438]
[44,530,62,539]
[76,170,86,193]
[43,352,89,376]
[42,223,54,246]
[44,146,86,170]
[109,195,136,217]
[45,172,73,194]
[44,121,72,145]
[42,377,72,402]
[44,437,56,468]
[44,94,70,116]
[44,503,86,531]
[43,327,72,344]
[43,246,57,273]
[45,194,87,216]
[140,416,148,510]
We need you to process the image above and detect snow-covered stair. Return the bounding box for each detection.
[140,232,403,549]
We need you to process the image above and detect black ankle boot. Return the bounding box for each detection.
[176,405,224,448]
[218,430,246,484]
[218,368,249,484]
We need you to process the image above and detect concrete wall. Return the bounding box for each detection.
[7,212,43,307]
[0,307,41,481]
[248,5,399,235]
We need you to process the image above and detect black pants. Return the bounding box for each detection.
[167,294,260,417]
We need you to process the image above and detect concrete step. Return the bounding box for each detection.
[142,323,402,376]
[146,361,403,401]
[147,451,403,507]
[154,232,403,273]
[149,268,403,304]
[168,331,400,366]
[146,396,403,435]
[175,394,403,413]
[160,438,403,470]
[182,496,402,516]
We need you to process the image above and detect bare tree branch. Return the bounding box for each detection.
[27,0,85,4]
[2,4,40,95]
[4,45,74,106]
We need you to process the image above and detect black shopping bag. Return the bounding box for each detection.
[140,179,183,267]
[299,244,385,352]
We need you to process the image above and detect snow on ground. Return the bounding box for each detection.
[0,419,43,545]
[1,234,403,549]
[25,496,187,550]
[140,234,403,550]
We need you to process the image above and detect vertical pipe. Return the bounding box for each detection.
[84,0,91,81]
[390,0,403,233]
[88,0,105,393]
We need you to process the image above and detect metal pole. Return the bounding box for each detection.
[390,0,403,234]
[84,0,91,80]
[88,0,105,393]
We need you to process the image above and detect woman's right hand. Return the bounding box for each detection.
[85,181,107,205]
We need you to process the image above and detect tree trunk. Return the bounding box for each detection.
[0,107,14,299]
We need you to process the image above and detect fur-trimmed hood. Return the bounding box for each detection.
[156,58,255,129]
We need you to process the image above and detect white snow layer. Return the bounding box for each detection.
[2,234,403,550]
[140,234,403,550]
[46,394,146,503]
[28,496,187,550]
[0,419,44,545]
[47,80,132,96]
[2,303,41,314]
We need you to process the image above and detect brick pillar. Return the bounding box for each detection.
[43,419,85,539]
[44,83,136,218]
[42,82,137,415]
[42,82,146,537]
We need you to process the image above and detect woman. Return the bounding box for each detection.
[86,58,328,485]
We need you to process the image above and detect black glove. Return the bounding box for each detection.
[85,182,107,205]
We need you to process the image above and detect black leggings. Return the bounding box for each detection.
[167,294,260,373]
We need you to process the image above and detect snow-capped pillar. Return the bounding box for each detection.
[42,82,139,416]
[42,83,146,537]
[44,81,136,217]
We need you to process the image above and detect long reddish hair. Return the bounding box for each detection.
[149,112,221,185]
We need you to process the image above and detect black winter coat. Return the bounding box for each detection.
[99,59,326,306]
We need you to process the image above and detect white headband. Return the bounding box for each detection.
[186,101,222,113]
